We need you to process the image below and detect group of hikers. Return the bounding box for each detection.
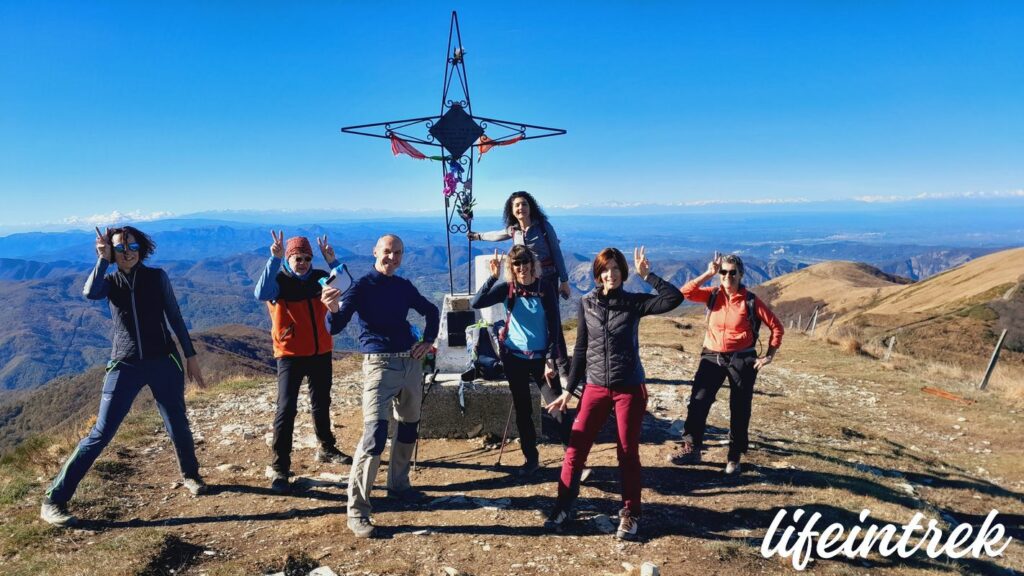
[39,191,784,543]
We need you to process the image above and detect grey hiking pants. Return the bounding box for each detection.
[347,355,423,518]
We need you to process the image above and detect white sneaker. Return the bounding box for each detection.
[615,508,639,541]
[725,460,742,475]
[40,499,76,527]
[182,476,208,496]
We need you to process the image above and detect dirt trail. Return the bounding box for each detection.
[3,317,1022,575]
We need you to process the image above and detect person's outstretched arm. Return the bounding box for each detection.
[255,230,285,301]
[471,275,509,309]
[546,299,587,414]
[681,252,722,303]
[543,220,570,284]
[631,247,684,316]
[324,280,360,335]
[471,250,509,309]
[754,298,785,370]
[159,270,207,388]
[254,256,282,301]
[84,226,112,300]
[468,226,513,242]
[83,257,111,300]
[409,282,440,359]
[565,300,588,395]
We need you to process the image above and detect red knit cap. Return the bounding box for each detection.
[285,236,312,258]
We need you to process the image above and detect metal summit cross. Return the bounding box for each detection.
[341,11,566,295]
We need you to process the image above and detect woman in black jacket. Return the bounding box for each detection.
[41,226,208,527]
[471,245,561,477]
[544,247,683,541]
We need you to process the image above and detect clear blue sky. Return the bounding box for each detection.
[2,1,1022,230]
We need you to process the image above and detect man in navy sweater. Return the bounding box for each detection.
[321,234,439,538]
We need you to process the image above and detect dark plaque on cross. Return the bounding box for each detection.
[341,11,566,295]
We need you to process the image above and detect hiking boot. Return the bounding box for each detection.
[269,471,290,495]
[40,498,76,527]
[386,488,429,505]
[544,507,573,533]
[517,460,541,478]
[347,515,375,538]
[315,445,353,465]
[667,439,701,465]
[182,476,209,496]
[615,508,639,541]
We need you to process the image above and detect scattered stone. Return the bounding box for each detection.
[472,497,511,510]
[216,463,244,473]
[957,416,967,422]
[593,514,616,534]
[318,472,347,484]
[640,562,660,576]
[442,567,464,576]
[309,568,338,576]
[898,483,915,496]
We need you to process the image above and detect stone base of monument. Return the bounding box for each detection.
[417,374,540,439]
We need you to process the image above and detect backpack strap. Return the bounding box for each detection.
[745,290,761,340]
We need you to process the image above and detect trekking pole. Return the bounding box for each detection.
[413,368,439,472]
[495,401,515,467]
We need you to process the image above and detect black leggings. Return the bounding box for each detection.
[501,351,562,463]
[682,350,758,460]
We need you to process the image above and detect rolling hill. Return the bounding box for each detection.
[757,247,1024,369]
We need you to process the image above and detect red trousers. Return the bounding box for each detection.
[558,383,648,515]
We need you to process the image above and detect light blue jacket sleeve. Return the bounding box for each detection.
[254,256,282,301]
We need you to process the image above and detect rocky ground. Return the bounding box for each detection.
[1,317,1022,575]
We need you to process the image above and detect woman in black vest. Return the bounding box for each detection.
[41,226,208,527]
[544,247,683,541]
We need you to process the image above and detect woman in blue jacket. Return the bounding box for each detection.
[41,226,208,527]
[471,245,562,477]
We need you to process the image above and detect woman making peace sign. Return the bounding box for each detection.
[544,247,683,541]
[470,245,562,478]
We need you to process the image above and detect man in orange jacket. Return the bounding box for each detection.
[255,231,351,494]
[668,253,784,474]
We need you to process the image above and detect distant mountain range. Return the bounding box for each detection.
[0,214,1015,395]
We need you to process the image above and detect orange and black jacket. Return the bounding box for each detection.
[255,256,334,358]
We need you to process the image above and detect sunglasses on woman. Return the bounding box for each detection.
[113,243,140,253]
[292,256,313,263]
[720,269,739,277]
[511,260,532,268]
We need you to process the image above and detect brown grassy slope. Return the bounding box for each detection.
[864,247,1024,317]
[2,316,1021,576]
[756,261,910,320]
[756,248,1024,373]
[0,325,277,455]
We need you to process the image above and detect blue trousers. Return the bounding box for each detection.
[46,354,201,504]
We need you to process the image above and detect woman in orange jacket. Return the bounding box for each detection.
[668,253,783,474]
